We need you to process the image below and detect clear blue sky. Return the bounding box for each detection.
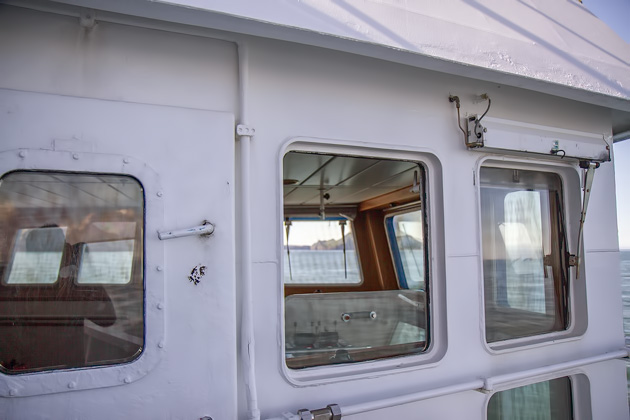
[585,0,630,249]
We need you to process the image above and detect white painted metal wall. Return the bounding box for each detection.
[0,4,627,419]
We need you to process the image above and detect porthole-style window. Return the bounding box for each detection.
[0,171,144,374]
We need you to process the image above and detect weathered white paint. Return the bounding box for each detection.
[19,0,630,116]
[0,3,628,419]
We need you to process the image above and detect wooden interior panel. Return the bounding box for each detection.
[358,185,418,212]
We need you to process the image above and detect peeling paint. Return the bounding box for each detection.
[188,264,207,285]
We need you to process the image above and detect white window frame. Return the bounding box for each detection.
[0,149,165,397]
[278,138,447,386]
[477,157,587,354]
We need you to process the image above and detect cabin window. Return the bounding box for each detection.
[386,208,426,289]
[0,171,144,374]
[481,167,569,343]
[283,151,430,369]
[487,377,573,419]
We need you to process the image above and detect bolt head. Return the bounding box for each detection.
[18,150,27,158]
[72,153,80,160]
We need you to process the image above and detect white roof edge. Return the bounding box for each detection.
[10,0,630,117]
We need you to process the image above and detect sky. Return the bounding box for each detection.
[585,0,630,249]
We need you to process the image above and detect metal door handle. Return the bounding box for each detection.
[158,221,214,240]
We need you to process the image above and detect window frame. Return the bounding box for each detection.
[0,149,165,397]
[279,139,447,386]
[477,158,587,354]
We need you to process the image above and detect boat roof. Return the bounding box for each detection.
[27,0,630,134]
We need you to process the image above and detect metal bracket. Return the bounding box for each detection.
[236,124,256,137]
[466,114,486,148]
[79,9,96,29]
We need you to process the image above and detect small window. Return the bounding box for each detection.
[386,209,425,289]
[481,167,569,343]
[0,171,144,374]
[488,377,573,419]
[283,151,430,369]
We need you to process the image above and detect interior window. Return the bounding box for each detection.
[283,151,429,369]
[284,219,361,284]
[5,226,68,284]
[0,171,144,374]
[386,209,425,290]
[488,377,573,420]
[481,167,569,343]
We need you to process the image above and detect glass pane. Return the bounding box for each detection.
[284,220,361,284]
[0,171,144,374]
[389,210,424,289]
[283,151,429,369]
[77,239,135,284]
[502,191,546,314]
[488,377,573,420]
[481,167,567,343]
[285,290,427,369]
[5,227,67,284]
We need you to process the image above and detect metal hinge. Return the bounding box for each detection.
[297,404,342,420]
[568,254,578,267]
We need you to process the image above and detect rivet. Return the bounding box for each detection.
[124,377,132,384]
[157,302,164,310]
[156,191,163,197]
[158,341,165,349]
[18,150,27,158]
[72,153,80,160]
[123,158,130,164]
[68,381,76,389]
[156,266,163,272]
[9,389,17,396]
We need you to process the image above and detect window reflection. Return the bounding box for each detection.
[387,210,425,290]
[488,377,573,420]
[481,168,568,343]
[5,227,67,284]
[0,171,144,374]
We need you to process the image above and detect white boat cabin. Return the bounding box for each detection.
[1,0,629,419]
